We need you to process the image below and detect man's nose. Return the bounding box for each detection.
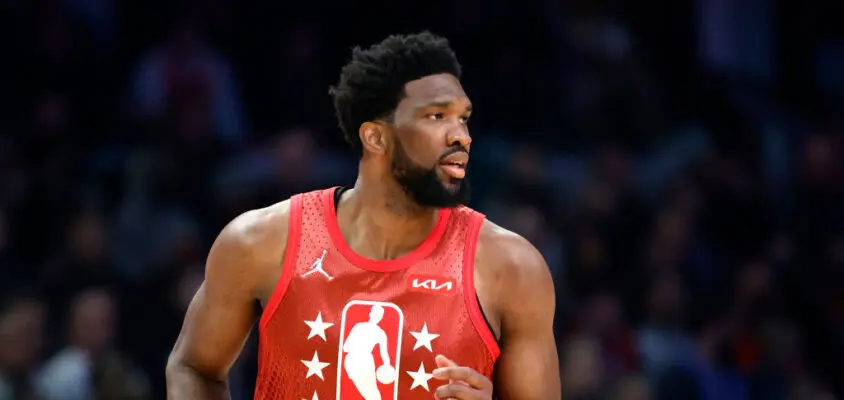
[446,127,471,150]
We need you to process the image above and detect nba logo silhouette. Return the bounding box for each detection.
[335,300,404,400]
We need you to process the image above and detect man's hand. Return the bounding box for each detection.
[432,355,493,400]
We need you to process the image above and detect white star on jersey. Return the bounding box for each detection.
[301,392,319,400]
[406,362,434,391]
[301,351,330,381]
[409,323,440,352]
[304,312,334,341]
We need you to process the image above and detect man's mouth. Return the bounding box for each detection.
[439,160,466,179]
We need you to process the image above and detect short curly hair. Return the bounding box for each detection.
[329,31,462,158]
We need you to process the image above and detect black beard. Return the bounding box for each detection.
[390,140,470,208]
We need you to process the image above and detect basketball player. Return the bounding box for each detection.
[166,32,560,399]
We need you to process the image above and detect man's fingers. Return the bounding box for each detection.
[435,354,458,368]
[434,383,475,399]
[433,354,492,395]
[435,354,459,384]
[432,366,491,389]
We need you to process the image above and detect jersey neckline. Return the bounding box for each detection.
[322,187,452,272]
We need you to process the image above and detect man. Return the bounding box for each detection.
[166,32,560,400]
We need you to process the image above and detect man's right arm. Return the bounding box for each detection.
[166,202,290,399]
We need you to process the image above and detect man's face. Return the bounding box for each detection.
[387,73,473,208]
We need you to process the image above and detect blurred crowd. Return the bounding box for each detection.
[1,0,843,399]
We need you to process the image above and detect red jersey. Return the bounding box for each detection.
[255,188,499,400]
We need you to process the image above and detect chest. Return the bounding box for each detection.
[276,253,484,356]
[257,255,497,400]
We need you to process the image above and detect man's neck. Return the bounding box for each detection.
[337,178,439,261]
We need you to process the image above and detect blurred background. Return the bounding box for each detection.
[0,0,843,399]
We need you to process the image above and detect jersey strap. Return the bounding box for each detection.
[259,194,304,330]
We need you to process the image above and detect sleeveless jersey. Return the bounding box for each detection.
[255,187,499,400]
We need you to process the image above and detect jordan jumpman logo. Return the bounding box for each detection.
[301,249,333,281]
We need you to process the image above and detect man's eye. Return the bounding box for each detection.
[427,113,444,121]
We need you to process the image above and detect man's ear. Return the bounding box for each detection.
[359,121,389,155]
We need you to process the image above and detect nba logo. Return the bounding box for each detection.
[335,300,404,400]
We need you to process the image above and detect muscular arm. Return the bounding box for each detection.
[484,226,561,400]
[166,203,289,399]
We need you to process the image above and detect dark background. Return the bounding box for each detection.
[1,0,843,399]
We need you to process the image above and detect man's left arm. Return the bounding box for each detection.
[492,235,561,399]
[433,231,561,399]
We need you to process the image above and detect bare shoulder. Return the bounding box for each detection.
[474,219,555,329]
[206,199,293,299]
[218,199,292,255]
[476,219,552,287]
